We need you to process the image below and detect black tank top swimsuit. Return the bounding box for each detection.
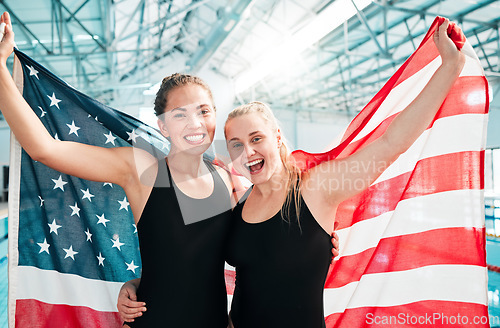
[226,187,332,328]
[128,159,232,328]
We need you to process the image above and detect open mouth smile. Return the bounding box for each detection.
[183,133,206,144]
[245,158,265,174]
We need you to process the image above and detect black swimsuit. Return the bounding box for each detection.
[226,188,332,328]
[129,159,232,328]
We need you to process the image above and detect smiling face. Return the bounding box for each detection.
[225,113,283,185]
[157,84,216,156]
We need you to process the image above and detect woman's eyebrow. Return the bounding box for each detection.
[170,104,210,111]
[228,131,260,143]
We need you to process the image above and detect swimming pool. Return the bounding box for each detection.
[487,238,500,327]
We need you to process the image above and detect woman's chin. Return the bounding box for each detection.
[174,143,211,157]
[246,170,271,186]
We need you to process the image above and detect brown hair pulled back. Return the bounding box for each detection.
[154,73,215,116]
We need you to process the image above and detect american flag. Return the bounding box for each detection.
[9,15,489,328]
[8,49,170,328]
[291,16,490,327]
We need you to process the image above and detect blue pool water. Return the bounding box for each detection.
[489,272,500,327]
[0,238,7,328]
[488,238,500,327]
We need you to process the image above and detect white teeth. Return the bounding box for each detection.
[185,134,204,142]
[246,159,263,167]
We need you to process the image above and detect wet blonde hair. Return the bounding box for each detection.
[225,101,303,222]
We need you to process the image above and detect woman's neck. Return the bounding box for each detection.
[253,164,288,199]
[167,150,205,178]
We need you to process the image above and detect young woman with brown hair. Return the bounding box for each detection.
[0,12,236,328]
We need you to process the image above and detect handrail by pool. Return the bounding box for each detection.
[0,215,6,263]
[0,214,6,240]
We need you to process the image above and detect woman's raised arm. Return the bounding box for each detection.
[0,12,146,189]
[307,19,466,207]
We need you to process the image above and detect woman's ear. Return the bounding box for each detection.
[276,128,282,148]
[157,118,170,139]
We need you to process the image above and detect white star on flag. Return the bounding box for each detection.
[54,133,60,141]
[52,175,68,191]
[118,197,129,211]
[37,106,46,118]
[126,260,139,273]
[26,65,39,79]
[37,238,50,254]
[126,129,139,143]
[97,252,105,266]
[84,228,92,242]
[133,224,137,233]
[47,219,62,235]
[47,92,62,109]
[67,120,81,136]
[96,214,109,227]
[111,237,125,251]
[38,195,44,207]
[69,202,80,217]
[81,188,94,202]
[63,245,78,260]
[103,182,113,187]
[103,131,117,145]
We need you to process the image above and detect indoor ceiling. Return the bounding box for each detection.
[1,0,499,120]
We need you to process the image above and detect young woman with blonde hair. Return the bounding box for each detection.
[223,18,464,328]
[118,18,463,328]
